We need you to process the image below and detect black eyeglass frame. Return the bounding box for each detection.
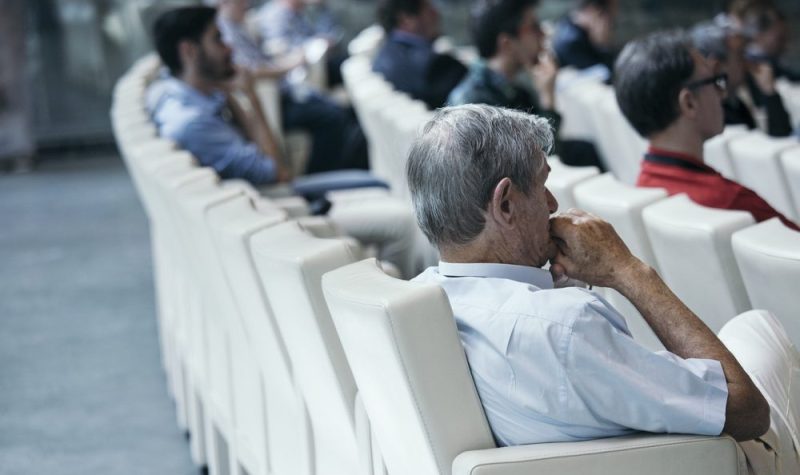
[684,73,728,93]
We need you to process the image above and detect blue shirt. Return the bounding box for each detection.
[372,30,467,109]
[413,262,728,446]
[257,2,341,49]
[148,77,277,185]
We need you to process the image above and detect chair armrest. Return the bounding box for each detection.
[453,434,746,475]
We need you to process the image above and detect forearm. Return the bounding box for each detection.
[229,91,283,162]
[614,261,770,440]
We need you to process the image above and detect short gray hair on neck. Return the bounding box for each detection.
[406,104,553,249]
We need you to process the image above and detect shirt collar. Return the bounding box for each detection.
[438,261,554,289]
[646,146,716,173]
[161,77,227,114]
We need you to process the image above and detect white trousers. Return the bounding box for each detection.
[327,189,420,279]
[719,310,800,475]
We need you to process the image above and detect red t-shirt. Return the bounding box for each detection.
[637,147,799,232]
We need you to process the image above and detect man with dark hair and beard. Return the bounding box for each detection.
[149,6,290,184]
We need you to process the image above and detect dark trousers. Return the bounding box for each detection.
[281,89,347,174]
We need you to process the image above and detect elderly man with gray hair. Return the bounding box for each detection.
[408,104,800,473]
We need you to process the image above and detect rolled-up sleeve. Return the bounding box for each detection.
[565,298,728,436]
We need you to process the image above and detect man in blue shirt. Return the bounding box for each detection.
[372,0,467,109]
[150,6,289,185]
[407,104,800,470]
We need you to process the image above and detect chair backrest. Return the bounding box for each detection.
[732,218,800,346]
[727,132,799,220]
[598,92,647,184]
[546,157,600,212]
[573,174,668,351]
[642,194,754,332]
[703,126,749,179]
[323,259,496,475]
[573,173,666,269]
[207,196,312,475]
[780,147,800,220]
[253,221,363,474]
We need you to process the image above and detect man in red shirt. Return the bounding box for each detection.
[614,30,798,231]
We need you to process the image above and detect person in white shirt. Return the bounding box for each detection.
[407,103,800,473]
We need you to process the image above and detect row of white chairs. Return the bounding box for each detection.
[112,49,794,475]
[548,160,800,352]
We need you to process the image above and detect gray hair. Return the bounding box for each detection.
[406,104,553,249]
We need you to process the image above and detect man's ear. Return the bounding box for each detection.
[488,177,516,229]
[496,32,512,55]
[177,39,198,69]
[677,87,697,118]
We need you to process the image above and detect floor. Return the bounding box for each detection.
[0,154,196,474]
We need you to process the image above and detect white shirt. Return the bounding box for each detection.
[413,262,728,446]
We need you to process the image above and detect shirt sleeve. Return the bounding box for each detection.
[729,186,800,231]
[564,296,729,436]
[173,114,277,186]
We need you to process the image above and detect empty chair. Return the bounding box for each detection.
[206,194,314,475]
[643,194,754,332]
[573,173,667,350]
[780,147,800,219]
[546,157,600,211]
[323,259,744,475]
[732,218,800,346]
[172,177,246,475]
[703,126,749,179]
[253,221,369,475]
[728,132,799,221]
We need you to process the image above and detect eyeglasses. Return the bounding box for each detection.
[684,73,728,94]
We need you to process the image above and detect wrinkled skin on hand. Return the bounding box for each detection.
[548,208,638,288]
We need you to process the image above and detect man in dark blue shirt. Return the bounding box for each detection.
[372,0,467,109]
[552,0,617,77]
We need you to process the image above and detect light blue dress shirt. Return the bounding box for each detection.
[148,77,277,185]
[413,262,728,446]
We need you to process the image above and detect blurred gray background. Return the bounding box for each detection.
[3,0,799,160]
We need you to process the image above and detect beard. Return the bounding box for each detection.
[197,48,235,83]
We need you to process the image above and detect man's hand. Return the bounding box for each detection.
[531,52,558,110]
[549,209,641,288]
[748,61,776,95]
[227,66,256,95]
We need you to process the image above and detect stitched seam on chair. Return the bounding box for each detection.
[384,303,443,472]
[468,437,737,471]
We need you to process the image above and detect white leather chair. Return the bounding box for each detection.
[727,132,799,221]
[347,24,385,60]
[546,157,600,211]
[732,218,800,347]
[779,147,800,219]
[322,258,745,475]
[150,164,220,466]
[172,176,246,475]
[206,194,315,475]
[703,126,749,179]
[252,221,371,475]
[573,173,667,350]
[642,194,754,332]
[598,92,647,184]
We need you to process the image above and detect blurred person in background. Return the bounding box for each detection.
[551,0,617,80]
[217,0,367,172]
[149,6,290,185]
[257,0,347,86]
[615,30,798,230]
[692,19,792,137]
[372,0,468,109]
[729,0,799,82]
